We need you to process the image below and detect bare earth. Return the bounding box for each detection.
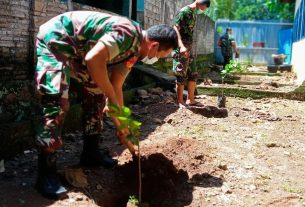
[1,95,305,207]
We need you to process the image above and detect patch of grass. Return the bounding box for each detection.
[178,125,204,137]
[282,183,302,193]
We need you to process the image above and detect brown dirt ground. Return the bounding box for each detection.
[1,95,305,207]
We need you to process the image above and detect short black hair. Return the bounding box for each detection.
[226,27,232,32]
[147,24,178,51]
[197,0,210,7]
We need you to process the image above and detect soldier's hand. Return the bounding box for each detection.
[116,128,130,144]
[180,46,189,57]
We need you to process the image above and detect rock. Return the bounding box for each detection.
[166,118,173,124]
[265,142,279,148]
[164,90,174,97]
[153,118,163,124]
[195,95,208,99]
[0,160,5,173]
[148,87,163,95]
[137,89,148,97]
[96,184,103,190]
[75,195,83,201]
[164,96,175,104]
[222,185,232,194]
[245,165,254,170]
[270,81,279,88]
[218,163,228,171]
[249,184,256,191]
[150,94,161,103]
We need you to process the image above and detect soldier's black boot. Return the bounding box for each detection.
[35,152,67,199]
[80,135,118,169]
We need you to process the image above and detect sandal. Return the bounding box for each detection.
[187,101,205,108]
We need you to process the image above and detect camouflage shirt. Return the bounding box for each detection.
[174,6,196,46]
[219,33,235,57]
[37,11,143,67]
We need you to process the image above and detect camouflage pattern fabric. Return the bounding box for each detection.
[172,6,198,83]
[219,33,235,68]
[35,11,142,149]
[220,33,235,57]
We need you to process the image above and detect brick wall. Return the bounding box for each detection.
[0,0,31,75]
[0,0,113,159]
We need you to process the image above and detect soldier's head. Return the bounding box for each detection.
[141,24,178,64]
[226,27,233,35]
[196,0,210,13]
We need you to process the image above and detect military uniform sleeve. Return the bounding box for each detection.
[174,9,186,27]
[99,33,120,60]
[98,18,138,61]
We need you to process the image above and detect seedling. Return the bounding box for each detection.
[218,60,242,108]
[107,103,143,206]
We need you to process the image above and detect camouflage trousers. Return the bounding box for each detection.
[172,45,198,84]
[35,39,105,151]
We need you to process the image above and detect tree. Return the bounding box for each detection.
[205,0,295,21]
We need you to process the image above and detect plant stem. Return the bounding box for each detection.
[222,78,224,96]
[138,144,142,204]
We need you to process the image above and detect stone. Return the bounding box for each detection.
[218,163,228,171]
[153,118,163,124]
[221,185,232,194]
[148,87,163,95]
[249,184,257,191]
[164,90,174,97]
[265,142,278,148]
[137,89,148,97]
[0,160,5,173]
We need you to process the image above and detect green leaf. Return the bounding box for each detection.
[121,106,131,117]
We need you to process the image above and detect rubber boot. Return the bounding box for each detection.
[80,135,118,169]
[35,152,67,199]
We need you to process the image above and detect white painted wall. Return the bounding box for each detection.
[291,0,305,85]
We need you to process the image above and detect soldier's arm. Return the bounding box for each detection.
[174,25,188,57]
[109,63,131,107]
[85,41,119,106]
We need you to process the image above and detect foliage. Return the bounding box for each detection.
[208,0,295,21]
[128,195,139,205]
[216,26,224,34]
[221,60,242,79]
[107,103,142,146]
[107,103,143,204]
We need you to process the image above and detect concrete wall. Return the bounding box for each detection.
[144,0,215,56]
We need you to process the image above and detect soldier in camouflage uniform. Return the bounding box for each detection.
[173,0,210,108]
[35,11,178,199]
[219,27,238,69]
